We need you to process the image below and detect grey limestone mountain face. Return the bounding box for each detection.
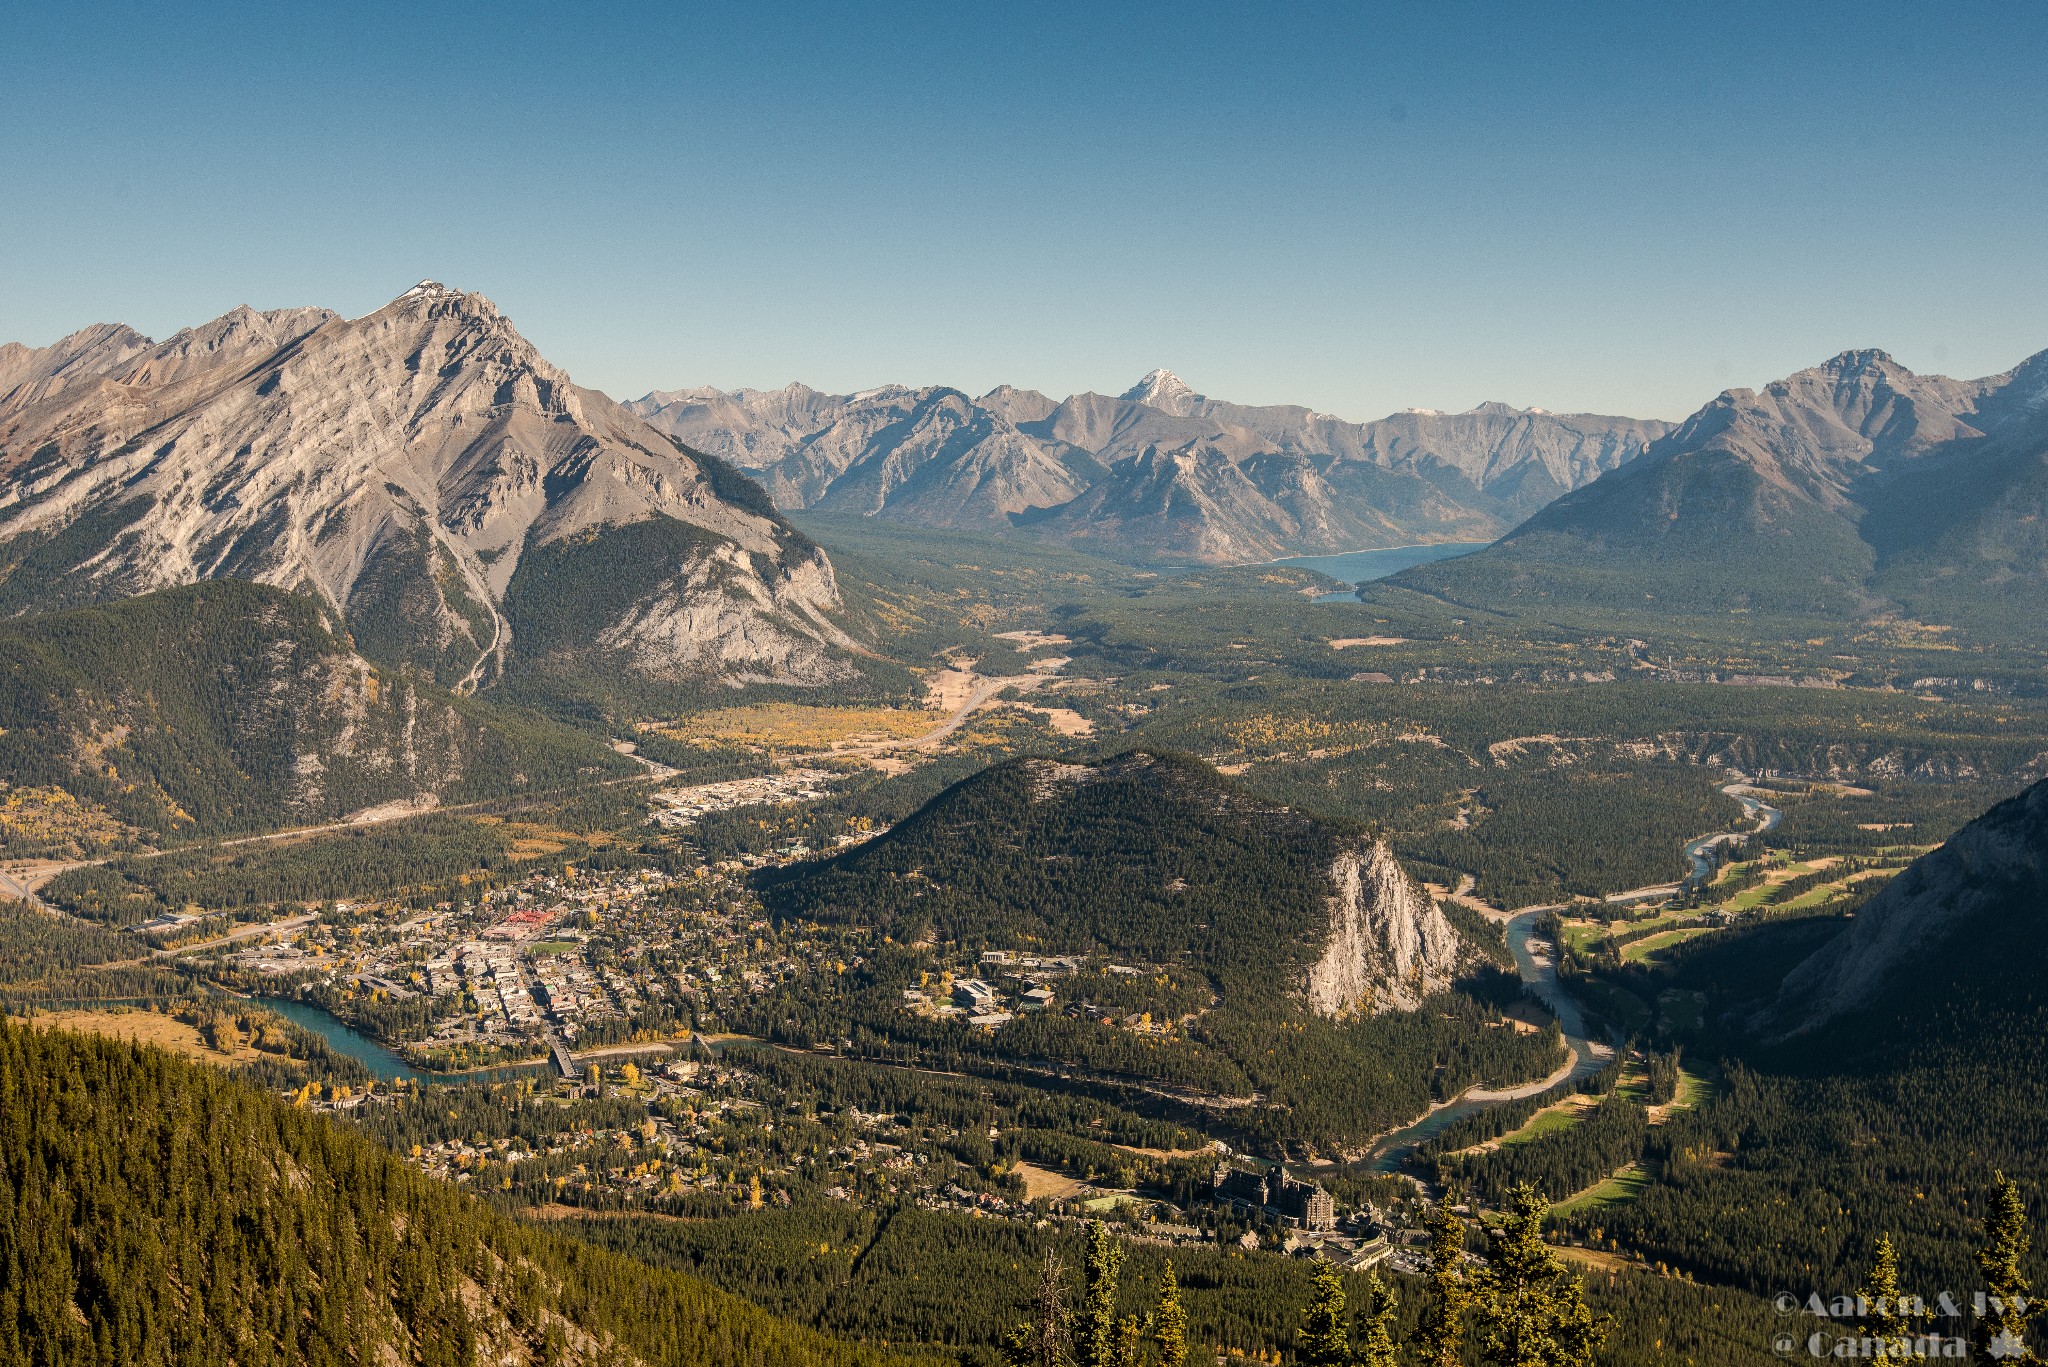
[628,370,1670,564]
[0,283,858,693]
[1304,840,1466,1017]
[1421,345,2048,627]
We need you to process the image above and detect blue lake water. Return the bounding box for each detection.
[1271,542,1490,601]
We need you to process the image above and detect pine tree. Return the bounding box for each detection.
[1295,1256,1350,1367]
[1974,1174,2039,1364]
[1117,1314,1142,1367]
[1858,1233,1925,1358]
[1357,1269,1400,1367]
[1470,1184,1608,1367]
[1419,1201,1470,1367]
[1154,1261,1188,1367]
[1077,1222,1124,1367]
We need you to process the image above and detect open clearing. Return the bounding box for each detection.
[1554,1163,1652,1215]
[1011,1161,1092,1201]
[650,703,940,753]
[28,1008,272,1067]
[1621,926,1718,963]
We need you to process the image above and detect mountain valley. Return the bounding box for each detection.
[4,297,2048,1367]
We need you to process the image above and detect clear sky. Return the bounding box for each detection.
[4,1,2046,422]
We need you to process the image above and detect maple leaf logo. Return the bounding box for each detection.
[1988,1327,2029,1360]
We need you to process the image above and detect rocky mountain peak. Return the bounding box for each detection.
[0,288,861,694]
[1818,348,1900,376]
[1120,367,1203,414]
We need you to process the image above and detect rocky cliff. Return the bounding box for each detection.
[1305,842,1465,1017]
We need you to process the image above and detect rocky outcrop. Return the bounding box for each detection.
[1304,842,1465,1017]
[0,283,858,693]
[1770,778,2048,1034]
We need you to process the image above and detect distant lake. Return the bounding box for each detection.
[1273,542,1489,600]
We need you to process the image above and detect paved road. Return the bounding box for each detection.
[168,912,319,957]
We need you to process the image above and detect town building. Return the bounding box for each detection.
[1209,1162,1336,1231]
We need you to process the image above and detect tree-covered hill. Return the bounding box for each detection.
[759,749,1465,1007]
[0,1021,914,1366]
[750,751,1559,1144]
[0,580,634,848]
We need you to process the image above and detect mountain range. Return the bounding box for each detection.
[1388,346,2048,634]
[628,372,1670,564]
[0,283,860,701]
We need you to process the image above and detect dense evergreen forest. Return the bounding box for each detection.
[1558,902,2048,1298]
[44,815,524,926]
[0,1023,916,1366]
[761,751,1360,999]
[754,751,1562,1145]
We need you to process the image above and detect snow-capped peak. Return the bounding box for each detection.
[397,280,454,300]
[1121,368,1203,414]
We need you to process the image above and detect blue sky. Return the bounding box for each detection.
[3,1,2045,421]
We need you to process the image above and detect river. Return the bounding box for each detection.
[1363,908,1614,1173]
[1363,785,1783,1172]
[257,996,550,1086]
[1685,783,1784,882]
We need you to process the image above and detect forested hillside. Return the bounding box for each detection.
[750,751,1560,1144]
[0,1022,913,1366]
[762,750,1457,1005]
[0,580,632,848]
[1551,779,2048,1296]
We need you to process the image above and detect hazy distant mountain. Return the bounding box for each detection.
[1388,346,2048,630]
[628,371,1669,564]
[0,283,861,697]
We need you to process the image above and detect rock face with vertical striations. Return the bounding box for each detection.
[1388,345,2048,633]
[760,749,1479,1014]
[1305,842,1465,1017]
[0,282,861,697]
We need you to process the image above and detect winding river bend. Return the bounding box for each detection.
[258,997,551,1086]
[1365,910,1615,1172]
[1365,780,1778,1173]
[1686,782,1784,882]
